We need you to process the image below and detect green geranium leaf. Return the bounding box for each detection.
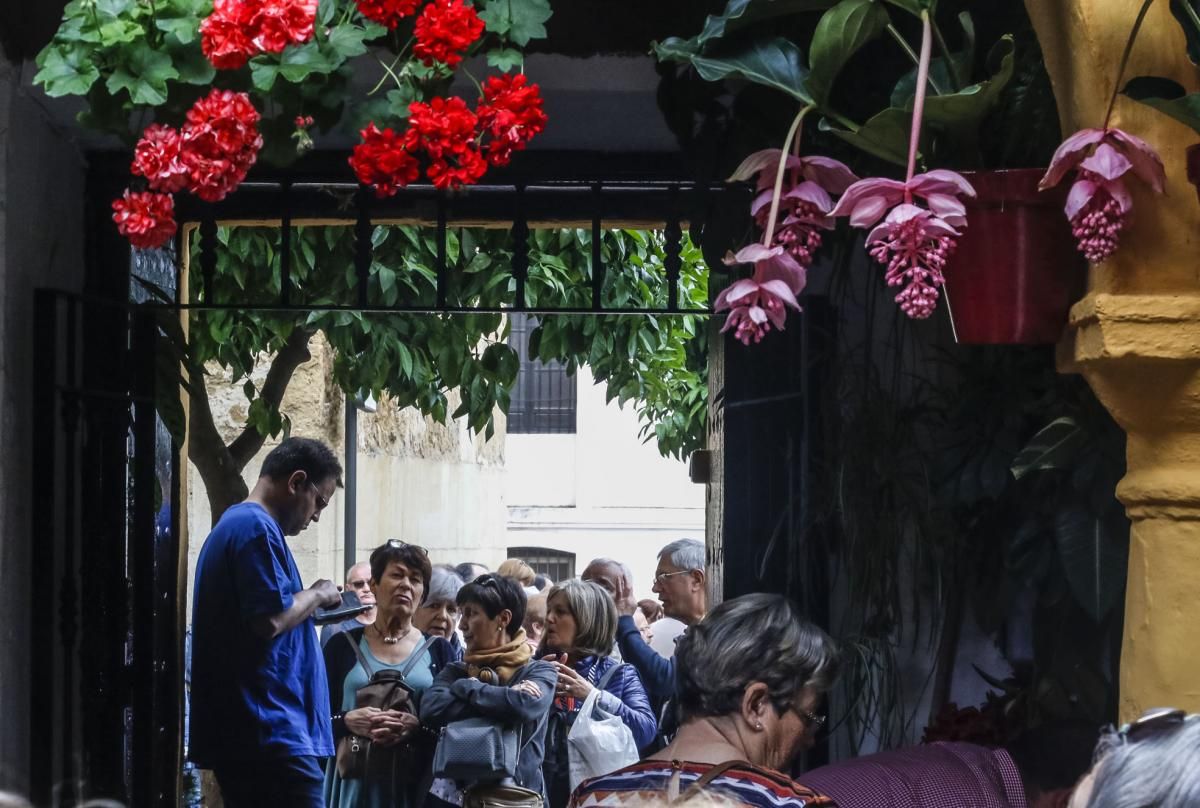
[487,47,524,72]
[106,42,178,105]
[819,106,910,165]
[387,87,418,118]
[480,0,553,47]
[318,0,338,27]
[96,0,138,21]
[1170,0,1200,66]
[327,24,371,60]
[686,37,814,104]
[250,57,281,91]
[98,19,143,45]
[156,16,200,45]
[920,35,1014,139]
[1123,75,1200,134]
[170,40,218,85]
[277,42,332,83]
[808,0,890,107]
[34,46,101,97]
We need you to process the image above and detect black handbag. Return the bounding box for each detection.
[336,632,437,781]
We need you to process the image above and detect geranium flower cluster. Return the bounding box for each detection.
[413,0,485,69]
[200,0,317,70]
[349,75,546,195]
[355,0,420,29]
[716,149,856,344]
[831,171,976,320]
[1038,127,1165,263]
[114,89,263,249]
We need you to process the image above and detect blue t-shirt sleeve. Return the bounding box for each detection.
[232,522,296,619]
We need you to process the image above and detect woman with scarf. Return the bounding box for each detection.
[420,573,556,808]
[539,579,657,808]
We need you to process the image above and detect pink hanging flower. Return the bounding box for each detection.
[715,244,806,345]
[1039,127,1165,263]
[731,150,858,266]
[831,171,975,320]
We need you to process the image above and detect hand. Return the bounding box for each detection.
[369,710,420,744]
[514,680,544,699]
[613,574,638,618]
[554,663,594,701]
[311,578,342,608]
[345,706,381,736]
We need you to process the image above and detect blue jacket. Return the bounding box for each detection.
[615,615,677,705]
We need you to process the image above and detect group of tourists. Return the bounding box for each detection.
[188,438,1200,808]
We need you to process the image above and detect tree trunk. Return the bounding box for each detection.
[187,328,314,527]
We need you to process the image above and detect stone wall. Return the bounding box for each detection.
[0,61,87,795]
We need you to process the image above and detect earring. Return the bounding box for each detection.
[755,722,763,731]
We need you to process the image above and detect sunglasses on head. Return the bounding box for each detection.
[386,538,428,555]
[1095,707,1187,762]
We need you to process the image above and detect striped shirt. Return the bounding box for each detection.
[795,742,1027,808]
[569,760,835,808]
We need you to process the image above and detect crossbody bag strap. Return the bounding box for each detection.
[676,760,750,804]
[342,629,374,679]
[401,634,438,678]
[595,660,623,692]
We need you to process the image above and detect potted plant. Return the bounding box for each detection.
[655,0,1087,344]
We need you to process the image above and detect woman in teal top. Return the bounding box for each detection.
[323,541,458,808]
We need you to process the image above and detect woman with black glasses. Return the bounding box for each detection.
[421,573,556,808]
[322,540,455,808]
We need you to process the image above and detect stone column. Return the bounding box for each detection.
[1027,1,1200,718]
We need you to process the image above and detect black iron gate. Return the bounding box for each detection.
[31,153,753,806]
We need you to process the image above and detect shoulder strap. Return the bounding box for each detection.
[595,660,623,692]
[401,634,438,678]
[677,760,750,804]
[342,629,373,678]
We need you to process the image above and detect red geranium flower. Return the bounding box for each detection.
[413,0,485,68]
[112,190,177,250]
[349,123,421,197]
[355,0,420,29]
[180,89,263,202]
[200,0,255,70]
[250,0,317,54]
[406,96,487,189]
[131,124,190,193]
[476,73,547,167]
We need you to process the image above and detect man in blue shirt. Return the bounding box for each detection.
[190,437,344,807]
[611,539,708,729]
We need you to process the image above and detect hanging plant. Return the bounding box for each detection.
[34,0,554,249]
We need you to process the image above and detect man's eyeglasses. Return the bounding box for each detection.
[653,569,694,585]
[385,538,428,555]
[796,707,827,731]
[306,479,329,510]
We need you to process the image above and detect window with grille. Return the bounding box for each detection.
[508,547,576,582]
[507,313,577,433]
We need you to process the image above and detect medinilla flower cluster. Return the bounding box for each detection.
[1038,127,1165,263]
[113,89,263,249]
[200,0,317,70]
[717,148,857,344]
[350,73,547,195]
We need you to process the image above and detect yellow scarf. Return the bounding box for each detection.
[465,630,533,684]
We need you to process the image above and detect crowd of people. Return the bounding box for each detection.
[185,438,1200,808]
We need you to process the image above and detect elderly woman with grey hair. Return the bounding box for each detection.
[414,565,465,659]
[1068,708,1200,808]
[568,593,839,808]
[538,579,657,808]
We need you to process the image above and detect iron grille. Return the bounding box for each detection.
[508,547,576,582]
[507,313,576,433]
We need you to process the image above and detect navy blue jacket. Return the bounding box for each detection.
[615,615,677,704]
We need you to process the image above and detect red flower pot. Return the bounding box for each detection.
[941,168,1085,344]
[1188,144,1200,206]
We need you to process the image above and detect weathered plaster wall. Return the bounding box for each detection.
[185,334,509,611]
[0,61,87,795]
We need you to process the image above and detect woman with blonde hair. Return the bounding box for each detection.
[499,558,537,590]
[539,579,656,808]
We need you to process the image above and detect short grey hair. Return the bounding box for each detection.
[424,565,463,606]
[659,538,705,572]
[541,579,617,659]
[674,593,838,722]
[1086,713,1200,808]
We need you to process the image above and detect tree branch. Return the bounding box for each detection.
[187,363,250,525]
[227,327,315,469]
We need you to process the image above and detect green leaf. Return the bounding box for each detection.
[653,0,836,60]
[808,0,890,107]
[170,42,218,85]
[106,43,178,105]
[1011,416,1087,480]
[98,19,143,44]
[34,46,101,97]
[686,37,814,104]
[920,34,1014,131]
[1123,76,1200,135]
[1171,0,1200,66]
[156,16,199,44]
[882,0,930,15]
[486,48,524,72]
[890,10,974,105]
[1055,504,1129,622]
[278,42,333,83]
[327,24,371,61]
[819,106,910,165]
[480,0,553,47]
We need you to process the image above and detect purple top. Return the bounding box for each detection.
[796,742,1027,808]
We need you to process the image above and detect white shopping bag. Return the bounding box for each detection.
[566,687,640,793]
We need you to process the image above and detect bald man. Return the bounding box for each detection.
[318,561,376,646]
